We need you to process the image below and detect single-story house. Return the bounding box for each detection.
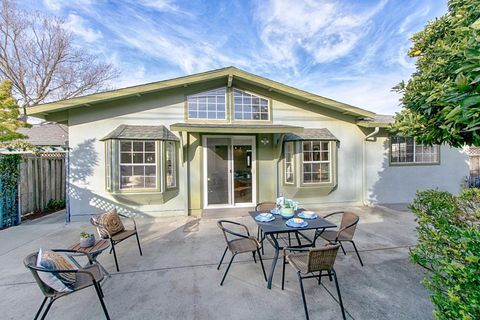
[27,67,469,220]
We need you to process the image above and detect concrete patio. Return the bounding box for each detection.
[0,206,433,320]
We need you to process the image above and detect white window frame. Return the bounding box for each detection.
[390,136,440,165]
[284,141,294,184]
[165,141,176,188]
[301,140,331,184]
[187,87,227,120]
[233,88,270,121]
[118,140,158,190]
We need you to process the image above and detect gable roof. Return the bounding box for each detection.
[27,66,376,120]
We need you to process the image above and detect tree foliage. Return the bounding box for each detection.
[0,79,28,142]
[393,0,480,147]
[0,0,118,115]
[410,189,480,319]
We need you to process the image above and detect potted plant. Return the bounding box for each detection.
[276,197,297,219]
[79,231,96,248]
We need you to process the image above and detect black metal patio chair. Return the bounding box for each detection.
[24,249,110,320]
[319,211,364,266]
[90,211,143,272]
[216,220,267,285]
[281,244,345,320]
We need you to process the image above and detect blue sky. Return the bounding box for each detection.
[22,0,448,115]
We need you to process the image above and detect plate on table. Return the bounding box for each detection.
[286,218,308,228]
[255,213,275,222]
[298,210,318,219]
[270,208,280,215]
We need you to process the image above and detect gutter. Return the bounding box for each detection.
[362,127,380,206]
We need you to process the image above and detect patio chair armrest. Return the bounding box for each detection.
[337,218,359,236]
[283,247,310,256]
[118,213,137,230]
[217,220,251,238]
[323,211,344,219]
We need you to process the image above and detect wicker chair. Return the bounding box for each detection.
[282,244,345,320]
[255,202,276,253]
[24,250,110,320]
[216,220,267,285]
[319,211,363,266]
[90,213,143,272]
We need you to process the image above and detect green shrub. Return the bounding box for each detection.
[410,189,480,319]
[45,199,66,211]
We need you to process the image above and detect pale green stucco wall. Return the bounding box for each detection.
[65,84,467,219]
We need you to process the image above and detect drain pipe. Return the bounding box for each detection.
[362,127,380,206]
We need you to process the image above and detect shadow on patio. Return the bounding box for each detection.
[0,206,433,320]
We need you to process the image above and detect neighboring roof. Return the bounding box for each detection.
[356,114,394,128]
[27,66,376,119]
[170,123,303,134]
[284,128,338,141]
[100,125,179,141]
[16,123,68,146]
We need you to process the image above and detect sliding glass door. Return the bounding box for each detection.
[204,136,256,208]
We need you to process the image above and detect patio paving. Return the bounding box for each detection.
[0,206,433,320]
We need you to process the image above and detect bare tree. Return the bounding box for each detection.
[0,0,118,115]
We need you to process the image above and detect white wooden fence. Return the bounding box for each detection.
[18,153,66,215]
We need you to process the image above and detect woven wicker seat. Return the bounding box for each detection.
[90,212,143,272]
[111,229,137,242]
[24,250,110,320]
[320,211,363,266]
[228,237,259,254]
[216,220,267,286]
[282,245,345,320]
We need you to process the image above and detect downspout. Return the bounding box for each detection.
[362,127,380,206]
[65,144,71,224]
[275,133,286,198]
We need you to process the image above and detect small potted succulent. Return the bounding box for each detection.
[276,197,298,219]
[79,231,96,248]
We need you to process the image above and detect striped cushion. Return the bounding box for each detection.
[36,249,76,292]
[92,210,125,239]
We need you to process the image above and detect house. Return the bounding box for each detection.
[27,67,469,221]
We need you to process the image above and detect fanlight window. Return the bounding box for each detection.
[233,89,269,121]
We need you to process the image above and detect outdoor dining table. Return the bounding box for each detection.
[249,210,337,289]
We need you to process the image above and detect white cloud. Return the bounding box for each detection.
[138,0,180,13]
[64,14,102,43]
[255,0,388,69]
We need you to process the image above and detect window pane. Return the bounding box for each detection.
[120,153,131,164]
[187,87,226,120]
[133,141,143,151]
[145,153,155,163]
[233,89,269,120]
[145,141,155,151]
[391,136,439,164]
[133,166,144,176]
[133,152,144,163]
[145,177,156,188]
[120,141,131,152]
[145,166,156,176]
